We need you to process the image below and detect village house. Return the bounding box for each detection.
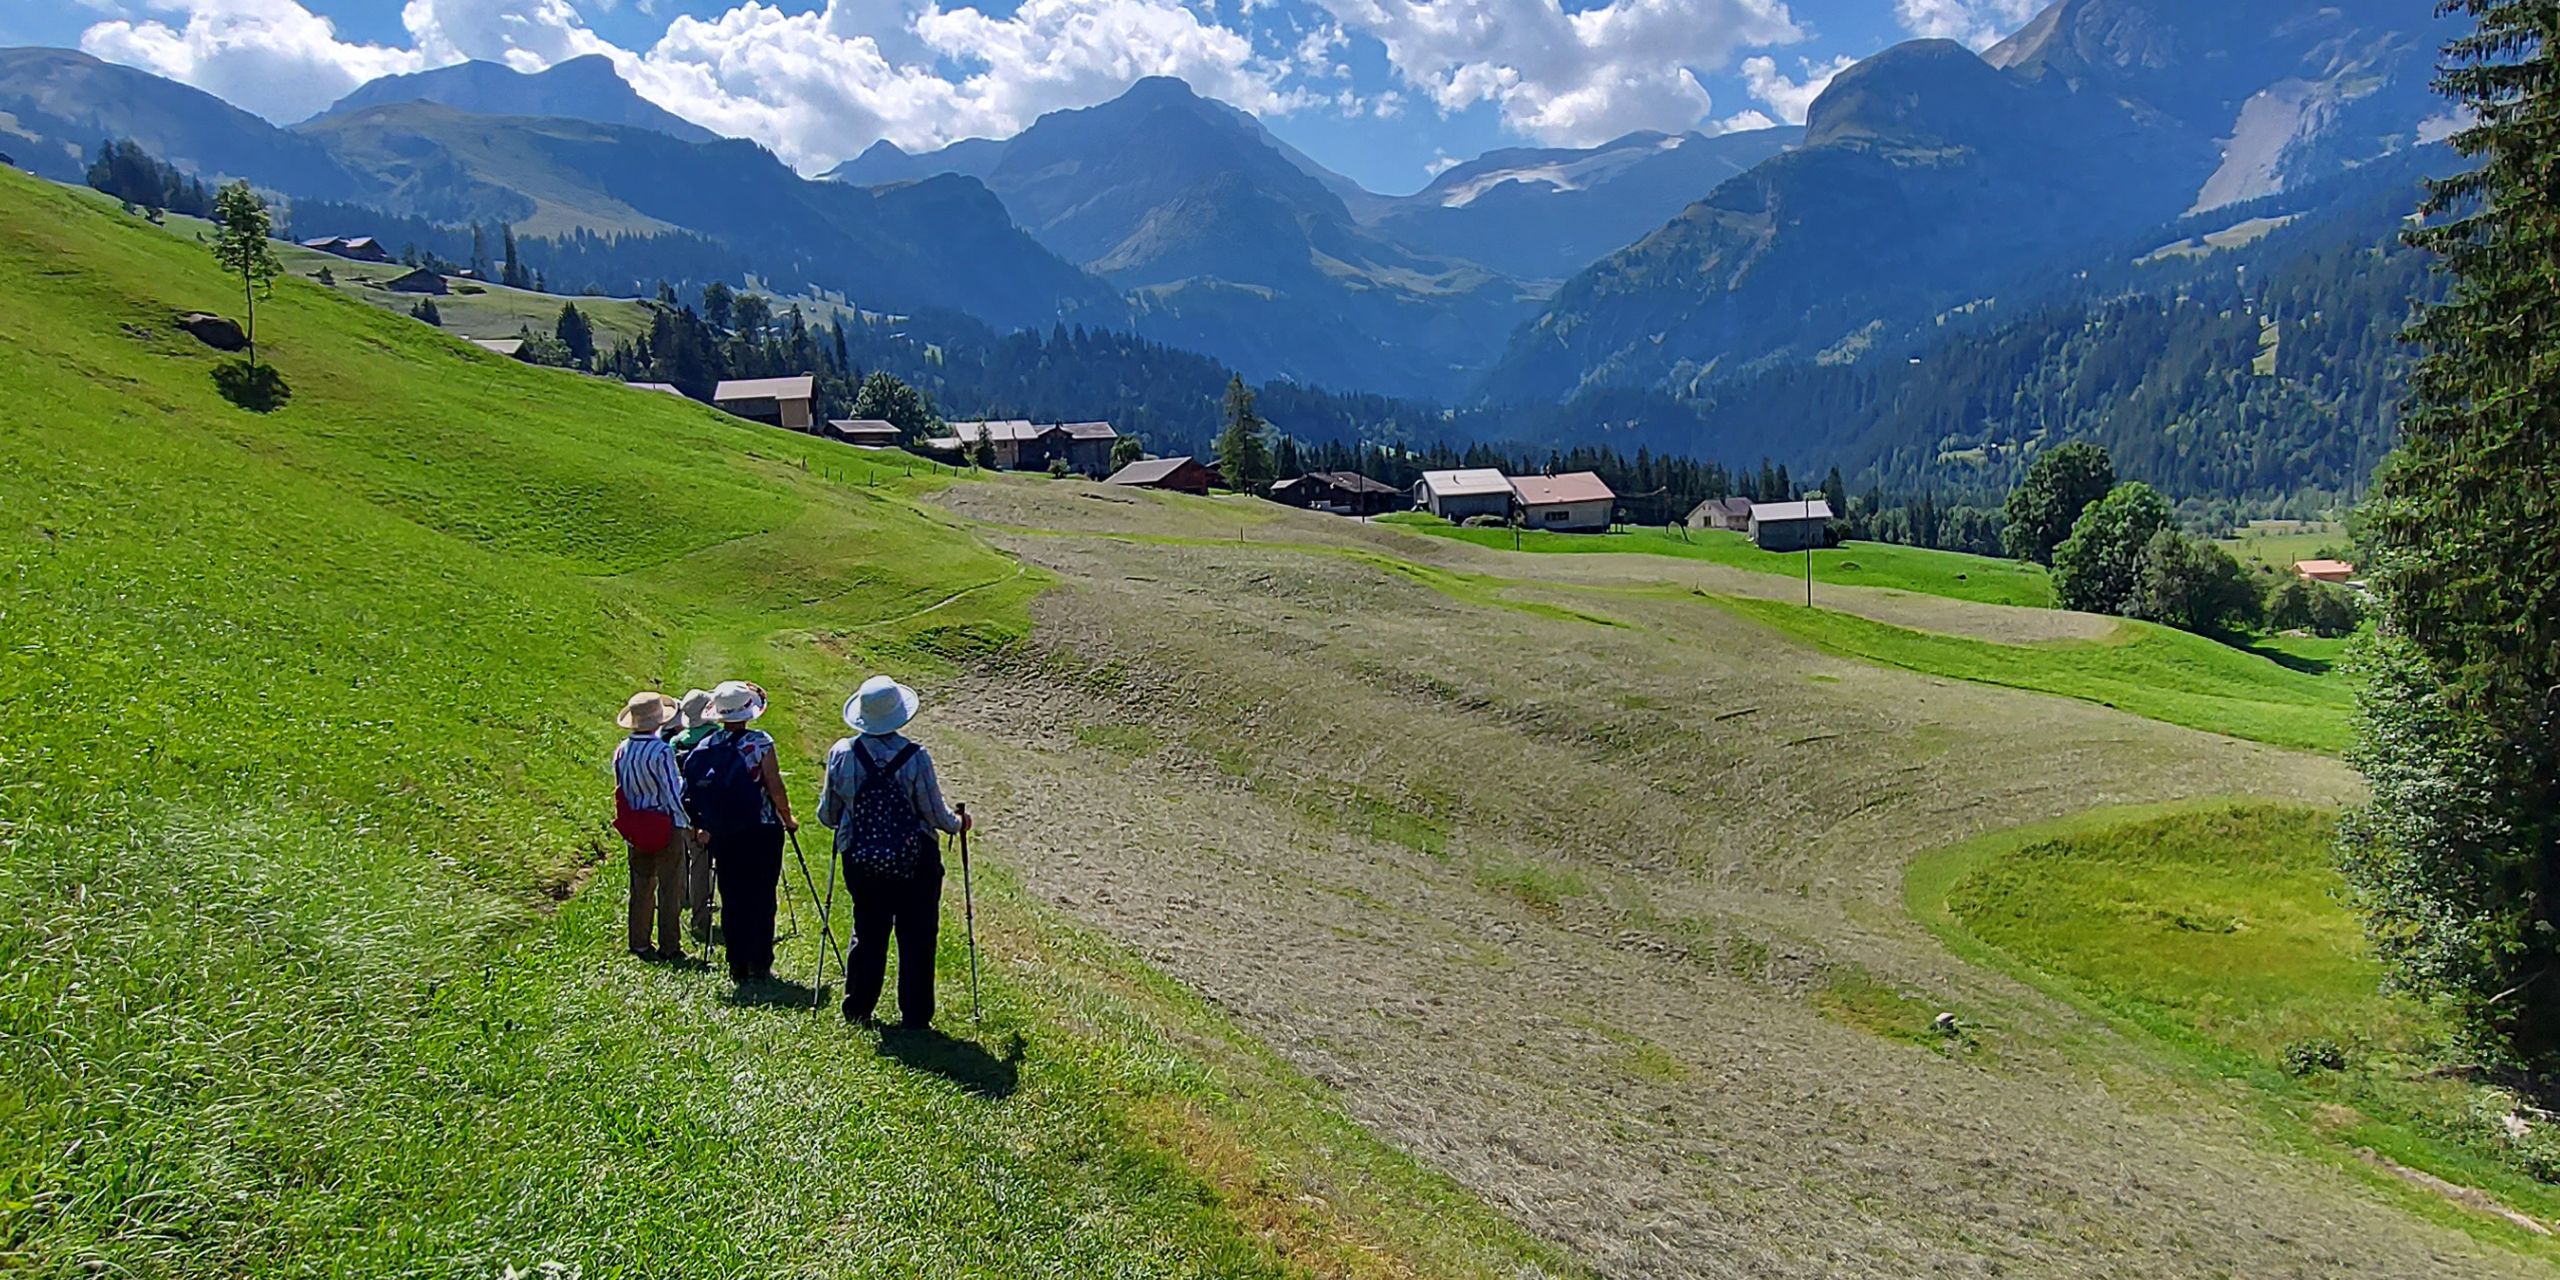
[301,235,391,263]
[927,419,1121,477]
[470,337,530,361]
[1510,472,1617,532]
[1270,470,1404,517]
[712,375,817,432]
[823,418,903,448]
[383,266,446,294]
[1106,455,1218,495]
[1414,468,1516,522]
[1686,496,1753,531]
[2293,558,2356,584]
[1748,498,1835,551]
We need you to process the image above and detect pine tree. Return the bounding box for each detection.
[1214,375,1274,494]
[555,302,595,368]
[2002,442,2116,564]
[2340,1,2560,1074]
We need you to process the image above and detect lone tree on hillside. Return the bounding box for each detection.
[2340,0,2560,1077]
[1214,374,1274,495]
[2002,442,2116,564]
[2050,481,2171,616]
[210,181,282,369]
[2126,529,2261,636]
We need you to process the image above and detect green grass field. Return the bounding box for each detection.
[101,192,660,347]
[1705,594,2356,752]
[1912,805,2560,1238]
[2221,521,2351,575]
[0,168,1568,1276]
[1382,514,2055,608]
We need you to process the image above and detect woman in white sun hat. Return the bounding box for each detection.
[817,674,969,1028]
[679,680,798,984]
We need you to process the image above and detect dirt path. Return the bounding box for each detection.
[922,483,2531,1279]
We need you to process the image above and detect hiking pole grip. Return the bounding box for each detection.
[957,805,980,1025]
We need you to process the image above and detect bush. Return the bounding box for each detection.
[1461,514,1508,528]
[1046,458,1072,478]
[2270,577,2362,637]
[2053,482,2172,615]
[2128,529,2262,636]
[2281,1038,2347,1075]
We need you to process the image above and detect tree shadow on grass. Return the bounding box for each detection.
[879,1026,1024,1100]
[2242,638,2335,676]
[212,359,289,412]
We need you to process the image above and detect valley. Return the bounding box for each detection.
[7,0,2556,1273]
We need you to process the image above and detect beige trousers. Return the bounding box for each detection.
[627,832,683,957]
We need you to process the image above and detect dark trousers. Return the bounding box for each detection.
[844,860,944,1026]
[712,823,785,981]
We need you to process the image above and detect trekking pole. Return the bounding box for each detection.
[786,829,840,1012]
[778,857,801,942]
[957,804,980,1025]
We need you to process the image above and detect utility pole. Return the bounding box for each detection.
[1805,490,1820,609]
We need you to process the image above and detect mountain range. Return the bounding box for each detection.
[1481,0,2459,402]
[308,54,721,145]
[0,0,2472,491]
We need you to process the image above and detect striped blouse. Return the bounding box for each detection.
[613,732,690,830]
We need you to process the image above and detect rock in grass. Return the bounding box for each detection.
[176,311,245,351]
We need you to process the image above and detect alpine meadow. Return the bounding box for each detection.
[5,0,2560,1277]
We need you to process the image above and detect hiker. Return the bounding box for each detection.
[681,680,797,983]
[611,691,689,962]
[819,674,970,1029]
[665,687,718,944]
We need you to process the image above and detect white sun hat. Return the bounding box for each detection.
[703,680,767,724]
[677,687,714,728]
[843,675,919,735]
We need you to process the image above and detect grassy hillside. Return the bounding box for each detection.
[1705,593,2355,751]
[0,169,1566,1276]
[1383,514,2055,608]
[1911,805,2560,1241]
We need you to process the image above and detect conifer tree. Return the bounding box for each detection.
[1214,375,1274,494]
[2341,1,2560,1074]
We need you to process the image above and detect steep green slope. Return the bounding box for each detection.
[0,169,1564,1277]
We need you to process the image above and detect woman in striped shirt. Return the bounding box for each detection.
[613,691,690,961]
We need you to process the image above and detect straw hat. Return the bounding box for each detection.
[843,675,919,735]
[617,690,678,732]
[677,687,713,729]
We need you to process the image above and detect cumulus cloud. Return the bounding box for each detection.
[76,0,1316,170]
[1738,52,1854,126]
[80,0,427,120]
[1312,0,1803,146]
[1893,0,2040,50]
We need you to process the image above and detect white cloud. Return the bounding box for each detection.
[1713,107,1777,133]
[1893,0,2039,51]
[1738,52,1853,126]
[75,0,1322,170]
[80,0,428,120]
[1312,0,1804,147]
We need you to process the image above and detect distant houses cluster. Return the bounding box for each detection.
[924,420,1121,477]
[1412,468,1618,532]
[1683,494,1836,550]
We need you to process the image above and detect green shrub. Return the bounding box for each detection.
[1460,513,1507,528]
[2282,1037,2348,1075]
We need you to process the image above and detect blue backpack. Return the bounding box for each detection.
[838,741,929,879]
[681,729,765,834]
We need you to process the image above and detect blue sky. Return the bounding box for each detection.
[3,1,2044,193]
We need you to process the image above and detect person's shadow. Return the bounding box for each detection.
[723,976,822,1010]
[879,1027,1024,1100]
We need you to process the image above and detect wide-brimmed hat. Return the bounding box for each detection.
[703,680,767,724]
[843,675,919,735]
[677,687,713,728]
[617,690,678,732]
